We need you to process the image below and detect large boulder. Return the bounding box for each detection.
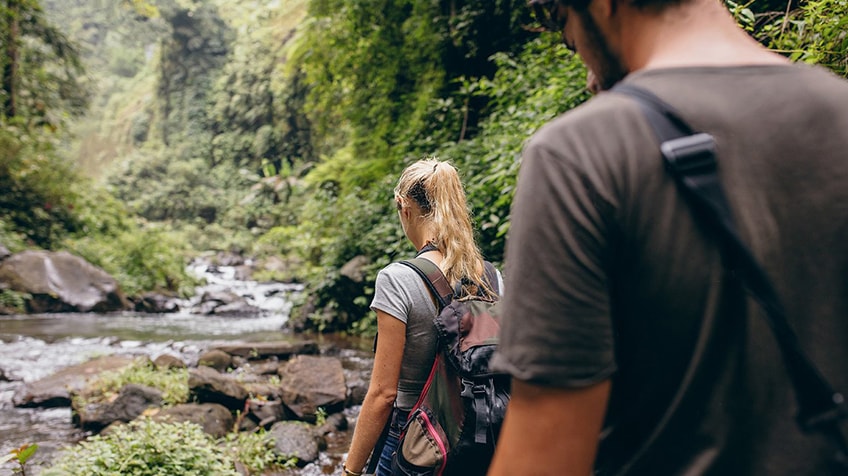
[279,355,346,421]
[188,366,249,410]
[12,355,136,408]
[73,383,164,432]
[0,250,129,313]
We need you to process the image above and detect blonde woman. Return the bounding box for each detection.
[341,158,503,476]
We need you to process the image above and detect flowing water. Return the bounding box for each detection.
[0,260,372,475]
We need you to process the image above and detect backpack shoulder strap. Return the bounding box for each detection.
[483,261,500,295]
[399,258,453,311]
[611,82,848,466]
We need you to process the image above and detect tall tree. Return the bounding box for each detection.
[0,0,85,125]
[1,0,23,118]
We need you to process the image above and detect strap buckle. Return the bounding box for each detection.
[660,132,717,176]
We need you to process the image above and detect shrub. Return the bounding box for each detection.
[65,223,197,298]
[0,289,31,314]
[222,430,297,474]
[41,419,240,476]
[76,357,189,407]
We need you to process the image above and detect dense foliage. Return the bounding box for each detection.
[0,0,193,301]
[4,0,847,326]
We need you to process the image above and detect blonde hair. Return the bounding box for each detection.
[394,158,493,297]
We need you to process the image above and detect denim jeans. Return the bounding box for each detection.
[375,408,409,476]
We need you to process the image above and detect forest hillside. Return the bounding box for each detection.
[2,0,846,331]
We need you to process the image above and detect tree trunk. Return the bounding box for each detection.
[2,0,20,118]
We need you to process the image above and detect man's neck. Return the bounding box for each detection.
[619,0,789,73]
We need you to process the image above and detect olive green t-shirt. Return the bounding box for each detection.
[492,64,848,475]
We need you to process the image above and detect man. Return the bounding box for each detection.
[489,0,848,475]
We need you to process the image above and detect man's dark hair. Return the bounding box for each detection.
[546,0,687,11]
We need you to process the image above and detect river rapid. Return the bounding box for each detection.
[0,260,372,475]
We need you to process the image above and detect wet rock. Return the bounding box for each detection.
[345,371,369,407]
[0,250,130,313]
[12,355,136,408]
[244,382,283,401]
[213,300,261,316]
[212,341,319,360]
[134,292,180,313]
[213,251,244,267]
[73,383,164,432]
[188,366,248,410]
[246,398,286,429]
[153,353,186,370]
[269,421,325,465]
[194,289,259,316]
[279,355,346,421]
[152,403,234,438]
[317,413,349,436]
[233,264,253,281]
[195,289,239,314]
[242,359,282,375]
[197,349,233,372]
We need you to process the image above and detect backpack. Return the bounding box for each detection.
[389,258,509,476]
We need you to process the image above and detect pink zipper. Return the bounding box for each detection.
[419,411,447,476]
[410,355,440,412]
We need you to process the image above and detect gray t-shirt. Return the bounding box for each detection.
[492,64,848,475]
[372,260,504,410]
[371,262,439,410]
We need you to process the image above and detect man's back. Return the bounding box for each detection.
[493,63,848,474]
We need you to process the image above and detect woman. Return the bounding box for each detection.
[341,158,502,476]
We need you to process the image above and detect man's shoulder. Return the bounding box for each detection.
[524,89,654,173]
[533,90,641,141]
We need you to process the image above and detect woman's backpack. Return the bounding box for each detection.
[391,258,509,476]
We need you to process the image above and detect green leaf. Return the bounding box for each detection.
[17,444,38,463]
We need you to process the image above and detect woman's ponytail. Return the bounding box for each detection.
[395,158,493,297]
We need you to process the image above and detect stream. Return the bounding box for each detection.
[0,259,372,475]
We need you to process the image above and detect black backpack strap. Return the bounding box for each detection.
[612,82,848,467]
[399,258,453,311]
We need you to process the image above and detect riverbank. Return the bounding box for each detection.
[0,313,374,475]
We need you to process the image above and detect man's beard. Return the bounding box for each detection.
[577,8,629,91]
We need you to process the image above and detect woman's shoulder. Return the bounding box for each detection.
[379,261,418,277]
[375,261,428,288]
